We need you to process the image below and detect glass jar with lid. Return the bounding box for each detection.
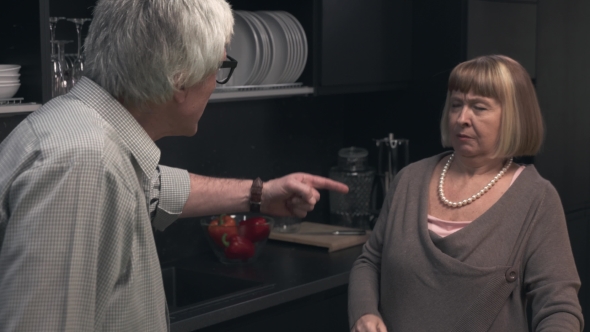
[329,147,375,229]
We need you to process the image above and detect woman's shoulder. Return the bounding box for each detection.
[517,164,553,187]
[514,164,562,205]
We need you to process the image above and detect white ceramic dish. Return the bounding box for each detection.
[245,12,272,85]
[0,83,21,99]
[267,11,295,83]
[279,12,301,83]
[228,11,258,86]
[256,11,287,85]
[0,65,21,75]
[281,11,308,83]
[280,11,301,83]
[0,76,20,83]
[238,11,265,85]
[280,12,304,83]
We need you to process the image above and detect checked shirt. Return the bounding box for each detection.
[0,77,190,331]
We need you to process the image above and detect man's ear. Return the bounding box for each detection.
[173,86,188,104]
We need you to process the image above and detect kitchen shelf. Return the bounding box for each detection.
[209,84,314,103]
[0,84,315,116]
[0,101,42,117]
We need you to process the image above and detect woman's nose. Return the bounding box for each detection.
[456,107,471,125]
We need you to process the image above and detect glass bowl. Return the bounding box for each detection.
[200,213,274,265]
[272,216,302,233]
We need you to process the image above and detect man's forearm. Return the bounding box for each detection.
[179,173,252,218]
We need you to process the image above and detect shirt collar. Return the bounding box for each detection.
[69,77,161,177]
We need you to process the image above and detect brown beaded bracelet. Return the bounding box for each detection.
[250,177,263,213]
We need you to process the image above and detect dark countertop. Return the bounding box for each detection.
[164,240,364,332]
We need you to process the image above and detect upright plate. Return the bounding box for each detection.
[228,11,259,86]
[256,11,288,85]
[279,12,301,83]
[268,11,296,84]
[242,11,271,85]
[250,12,276,85]
[280,11,308,83]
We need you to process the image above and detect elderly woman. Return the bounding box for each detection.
[349,55,584,332]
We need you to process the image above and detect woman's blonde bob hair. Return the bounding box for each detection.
[440,55,544,157]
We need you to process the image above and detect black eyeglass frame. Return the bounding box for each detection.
[216,55,238,84]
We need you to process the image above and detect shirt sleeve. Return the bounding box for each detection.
[524,184,584,331]
[150,165,190,231]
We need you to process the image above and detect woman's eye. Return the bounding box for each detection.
[451,103,462,108]
[474,105,487,111]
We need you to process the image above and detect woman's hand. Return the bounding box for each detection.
[261,173,349,218]
[352,314,388,332]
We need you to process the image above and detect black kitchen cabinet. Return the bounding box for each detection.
[466,0,537,79]
[0,0,413,104]
[413,0,537,83]
[195,285,349,332]
[317,0,412,94]
[0,0,95,104]
[0,0,45,104]
[229,0,413,94]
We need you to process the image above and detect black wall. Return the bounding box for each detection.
[534,0,590,319]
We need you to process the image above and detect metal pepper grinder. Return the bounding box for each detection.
[369,133,410,219]
[328,147,375,229]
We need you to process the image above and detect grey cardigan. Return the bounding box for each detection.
[348,153,584,331]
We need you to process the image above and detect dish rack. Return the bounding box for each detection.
[0,97,25,105]
[0,98,41,116]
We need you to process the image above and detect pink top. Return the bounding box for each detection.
[427,165,526,237]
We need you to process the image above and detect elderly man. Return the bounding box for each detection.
[0,0,348,330]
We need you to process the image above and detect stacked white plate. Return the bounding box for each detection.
[0,65,22,99]
[225,10,307,86]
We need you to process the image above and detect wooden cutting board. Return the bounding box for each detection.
[269,221,370,252]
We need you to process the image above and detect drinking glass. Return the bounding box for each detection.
[49,17,66,60]
[50,40,72,97]
[67,18,92,84]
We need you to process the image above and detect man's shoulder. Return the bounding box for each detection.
[28,95,103,140]
[0,95,135,182]
[25,96,124,163]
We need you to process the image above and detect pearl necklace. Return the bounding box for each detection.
[438,153,513,208]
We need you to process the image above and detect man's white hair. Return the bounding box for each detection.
[84,0,234,108]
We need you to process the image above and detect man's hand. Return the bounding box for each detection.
[352,314,388,332]
[261,172,349,218]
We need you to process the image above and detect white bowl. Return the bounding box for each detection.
[0,83,21,99]
[0,65,21,75]
[0,75,19,83]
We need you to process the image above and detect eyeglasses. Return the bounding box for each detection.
[216,55,238,84]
